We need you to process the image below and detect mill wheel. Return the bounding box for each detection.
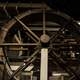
[0,9,80,80]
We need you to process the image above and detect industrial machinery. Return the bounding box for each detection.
[0,2,80,80]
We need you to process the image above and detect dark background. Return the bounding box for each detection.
[0,0,80,20]
[45,0,80,20]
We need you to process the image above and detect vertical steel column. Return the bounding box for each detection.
[40,48,48,80]
[61,76,64,80]
[31,71,33,80]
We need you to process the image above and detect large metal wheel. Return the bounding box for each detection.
[0,9,80,80]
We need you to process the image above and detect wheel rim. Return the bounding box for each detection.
[0,9,80,80]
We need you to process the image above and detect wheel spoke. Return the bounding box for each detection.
[17,30,23,56]
[24,31,38,43]
[50,50,80,80]
[50,20,73,43]
[14,35,21,44]
[9,49,40,80]
[50,28,65,42]
[68,69,80,80]
[15,17,40,41]
[43,9,46,34]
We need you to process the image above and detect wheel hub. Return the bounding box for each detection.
[40,34,50,44]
